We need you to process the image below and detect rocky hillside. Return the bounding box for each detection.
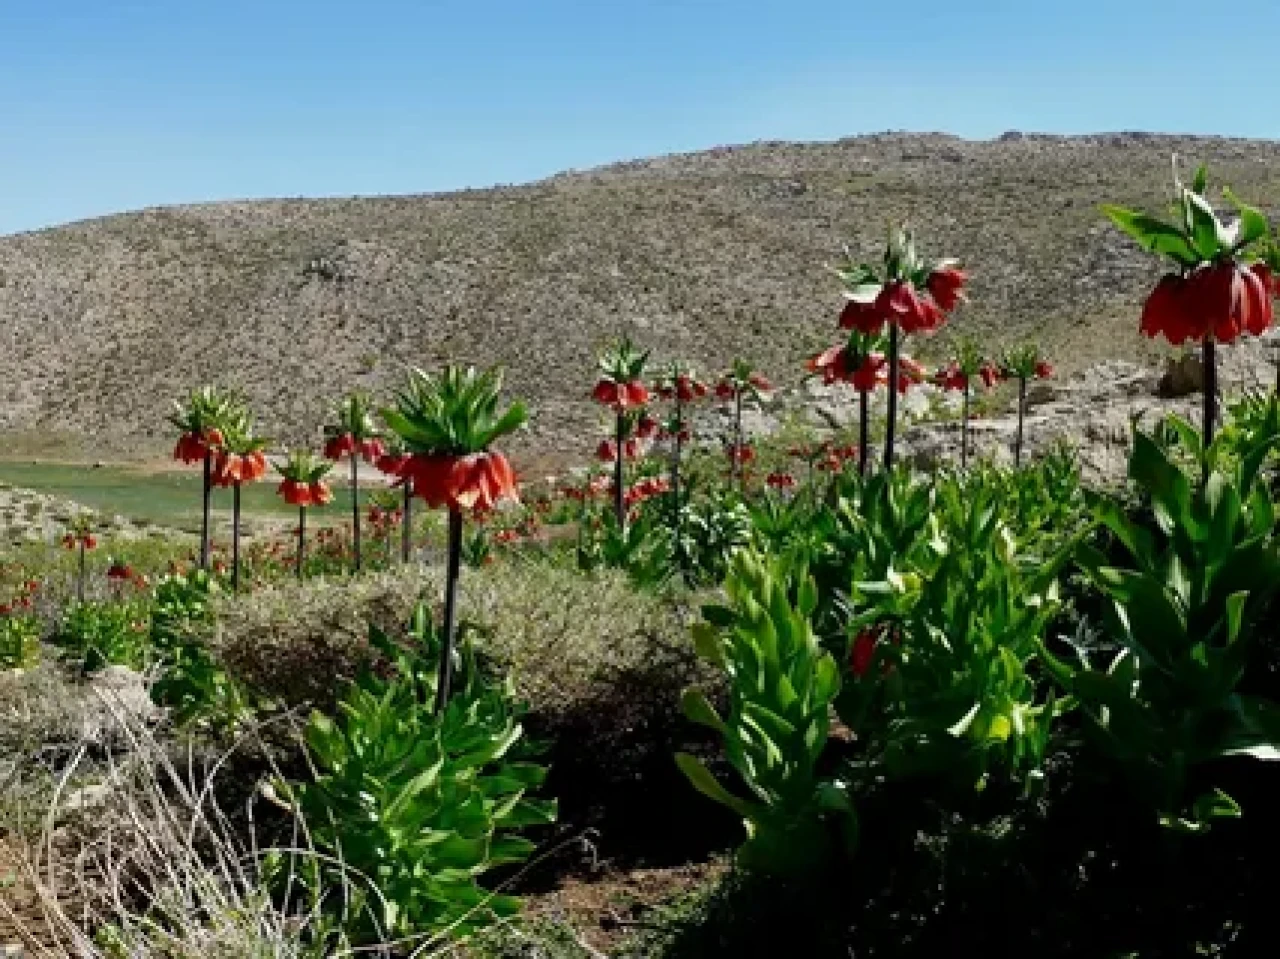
[3,131,1280,459]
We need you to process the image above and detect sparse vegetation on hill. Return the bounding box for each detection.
[6,132,1280,459]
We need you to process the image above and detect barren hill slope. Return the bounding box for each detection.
[3,131,1280,460]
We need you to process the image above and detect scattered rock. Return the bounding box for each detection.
[1157,353,1204,398]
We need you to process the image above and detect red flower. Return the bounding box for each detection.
[925,267,967,312]
[107,562,132,582]
[593,379,649,409]
[323,433,357,460]
[203,428,225,449]
[1140,274,1196,345]
[850,629,879,676]
[727,444,755,464]
[749,373,772,392]
[406,451,519,512]
[839,299,886,334]
[714,381,736,401]
[876,281,946,334]
[278,478,314,507]
[360,438,386,463]
[622,438,644,459]
[978,362,1002,388]
[1033,360,1054,379]
[636,414,659,440]
[61,534,76,550]
[933,363,968,392]
[766,471,795,489]
[807,344,856,385]
[897,357,928,393]
[173,432,207,465]
[596,440,616,463]
[1142,263,1274,345]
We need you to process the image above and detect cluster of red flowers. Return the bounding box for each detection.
[1141,262,1275,346]
[173,427,224,465]
[592,379,650,409]
[106,561,148,589]
[61,531,97,551]
[657,375,709,403]
[725,443,756,464]
[596,437,647,462]
[279,478,334,507]
[933,361,1002,392]
[807,349,928,394]
[765,471,796,489]
[212,449,268,487]
[402,451,519,513]
[839,267,967,336]
[788,441,860,472]
[623,474,671,507]
[561,474,613,502]
[0,579,39,616]
[324,433,387,463]
[366,504,404,534]
[714,373,772,401]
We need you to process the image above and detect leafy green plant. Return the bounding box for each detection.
[837,477,1069,792]
[56,599,152,672]
[1044,416,1280,830]
[271,604,556,946]
[0,614,41,670]
[576,505,674,590]
[150,570,256,732]
[677,550,856,876]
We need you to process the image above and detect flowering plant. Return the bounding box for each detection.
[1104,161,1274,447]
[833,228,967,467]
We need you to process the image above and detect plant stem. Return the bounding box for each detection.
[1014,376,1027,468]
[200,450,212,570]
[613,410,626,528]
[884,324,900,470]
[232,483,241,593]
[734,389,744,491]
[1203,337,1218,450]
[296,507,306,581]
[671,395,684,571]
[435,507,464,714]
[401,479,413,563]
[858,389,870,477]
[77,541,86,603]
[351,455,361,572]
[961,382,971,469]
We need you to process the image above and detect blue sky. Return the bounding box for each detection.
[2,0,1278,235]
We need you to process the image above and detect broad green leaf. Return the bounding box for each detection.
[675,753,760,821]
[1101,205,1198,266]
[681,688,727,733]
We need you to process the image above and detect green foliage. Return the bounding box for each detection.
[271,603,556,947]
[838,475,1069,791]
[576,506,674,590]
[383,365,527,455]
[677,550,856,876]
[55,599,153,672]
[1049,415,1280,830]
[674,493,752,586]
[150,570,256,733]
[0,614,41,670]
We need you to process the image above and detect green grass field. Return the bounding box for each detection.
[0,460,367,532]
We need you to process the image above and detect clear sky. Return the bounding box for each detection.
[2,0,1278,235]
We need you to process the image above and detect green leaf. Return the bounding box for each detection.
[1191,164,1208,196]
[674,753,760,821]
[1101,205,1198,266]
[681,688,727,733]
[1223,187,1270,251]
[1184,189,1225,260]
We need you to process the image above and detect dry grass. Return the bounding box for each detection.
[5,132,1280,461]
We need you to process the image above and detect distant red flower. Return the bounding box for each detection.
[978,362,1002,388]
[714,381,735,401]
[876,281,946,334]
[766,471,795,489]
[359,438,386,463]
[933,363,968,392]
[323,433,357,461]
[727,444,755,464]
[278,479,314,507]
[838,299,886,334]
[925,266,967,312]
[635,414,659,440]
[106,562,132,582]
[1034,360,1054,379]
[592,379,650,409]
[749,373,772,392]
